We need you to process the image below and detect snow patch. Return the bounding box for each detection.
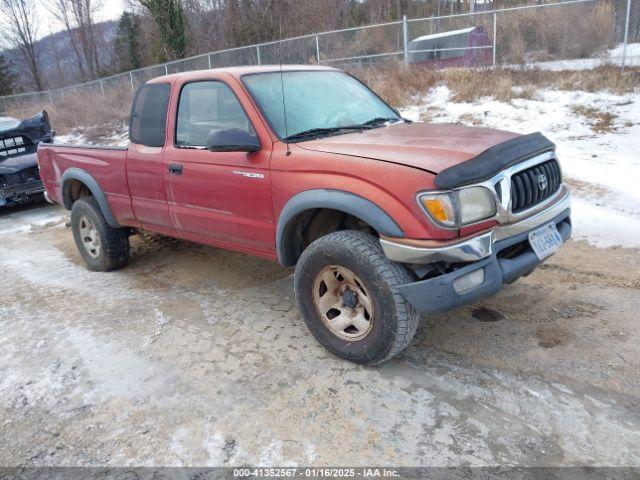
[0,205,66,235]
[508,43,640,71]
[55,123,128,146]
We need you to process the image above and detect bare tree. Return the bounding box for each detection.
[47,0,104,80]
[47,0,88,81]
[0,0,45,90]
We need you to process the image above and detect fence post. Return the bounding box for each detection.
[48,90,53,104]
[492,10,497,67]
[256,45,261,65]
[99,80,105,96]
[622,0,631,71]
[403,15,409,66]
[129,72,135,91]
[315,35,321,64]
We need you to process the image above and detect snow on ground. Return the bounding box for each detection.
[0,204,66,236]
[55,123,128,146]
[508,43,640,71]
[401,84,640,249]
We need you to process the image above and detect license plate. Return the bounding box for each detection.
[529,223,563,260]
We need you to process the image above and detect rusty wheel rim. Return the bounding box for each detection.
[312,265,374,341]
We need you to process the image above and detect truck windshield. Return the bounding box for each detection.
[242,71,400,141]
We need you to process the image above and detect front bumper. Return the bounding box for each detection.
[381,186,571,264]
[0,179,45,206]
[386,189,572,314]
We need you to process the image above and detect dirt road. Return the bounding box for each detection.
[1,203,639,466]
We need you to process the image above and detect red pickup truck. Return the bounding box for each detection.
[38,65,571,364]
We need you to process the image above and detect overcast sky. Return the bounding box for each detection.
[35,0,126,39]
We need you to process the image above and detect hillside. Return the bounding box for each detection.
[2,20,117,91]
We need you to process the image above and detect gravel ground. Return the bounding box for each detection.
[0,203,639,467]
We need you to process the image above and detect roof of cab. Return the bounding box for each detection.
[147,64,340,84]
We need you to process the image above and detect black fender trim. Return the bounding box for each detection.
[276,189,404,266]
[434,132,555,189]
[61,168,121,228]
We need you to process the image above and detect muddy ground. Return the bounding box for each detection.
[0,203,639,467]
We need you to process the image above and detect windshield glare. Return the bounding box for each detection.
[242,71,399,140]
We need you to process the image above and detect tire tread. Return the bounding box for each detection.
[295,230,419,364]
[71,196,130,271]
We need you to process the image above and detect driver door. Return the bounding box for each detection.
[163,79,274,254]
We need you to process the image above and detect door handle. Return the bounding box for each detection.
[168,164,183,175]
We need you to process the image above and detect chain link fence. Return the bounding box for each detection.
[1,0,638,115]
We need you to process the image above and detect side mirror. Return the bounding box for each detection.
[206,129,260,153]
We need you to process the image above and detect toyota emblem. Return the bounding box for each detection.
[538,173,548,191]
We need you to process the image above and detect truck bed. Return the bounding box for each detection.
[37,143,135,226]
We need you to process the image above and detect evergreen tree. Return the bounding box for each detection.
[0,55,17,96]
[137,0,188,61]
[114,12,143,72]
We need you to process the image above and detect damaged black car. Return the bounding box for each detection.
[0,111,54,207]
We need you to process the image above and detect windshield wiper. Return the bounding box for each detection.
[283,117,407,142]
[284,125,372,142]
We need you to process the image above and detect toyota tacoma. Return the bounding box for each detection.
[37,66,571,364]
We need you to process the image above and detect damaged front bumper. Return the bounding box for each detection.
[0,153,45,207]
[382,188,571,314]
[0,177,45,207]
[0,111,52,207]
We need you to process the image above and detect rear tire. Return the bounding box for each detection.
[70,197,130,272]
[294,230,419,365]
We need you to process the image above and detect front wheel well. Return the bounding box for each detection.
[280,208,377,267]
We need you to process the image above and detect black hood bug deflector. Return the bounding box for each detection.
[434,132,555,190]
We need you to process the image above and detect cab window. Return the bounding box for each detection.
[176,81,255,147]
[130,83,170,147]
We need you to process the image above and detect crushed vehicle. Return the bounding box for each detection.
[0,111,53,207]
[37,66,571,364]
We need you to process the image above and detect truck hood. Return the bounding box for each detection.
[297,122,520,174]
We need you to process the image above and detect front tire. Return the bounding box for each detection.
[70,197,130,272]
[294,230,419,365]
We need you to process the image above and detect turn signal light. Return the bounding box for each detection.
[419,193,457,227]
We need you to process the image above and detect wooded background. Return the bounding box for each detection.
[2,0,637,95]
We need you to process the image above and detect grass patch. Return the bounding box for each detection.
[457,113,484,126]
[571,105,618,133]
[354,64,640,108]
[4,89,131,135]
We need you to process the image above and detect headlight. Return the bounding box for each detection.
[457,186,497,224]
[418,186,496,228]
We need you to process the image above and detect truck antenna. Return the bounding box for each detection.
[278,18,291,156]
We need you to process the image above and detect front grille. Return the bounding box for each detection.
[510,158,561,213]
[0,136,27,157]
[0,136,35,157]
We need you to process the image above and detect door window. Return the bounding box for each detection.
[176,81,255,147]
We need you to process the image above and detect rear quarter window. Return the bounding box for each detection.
[129,83,171,147]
